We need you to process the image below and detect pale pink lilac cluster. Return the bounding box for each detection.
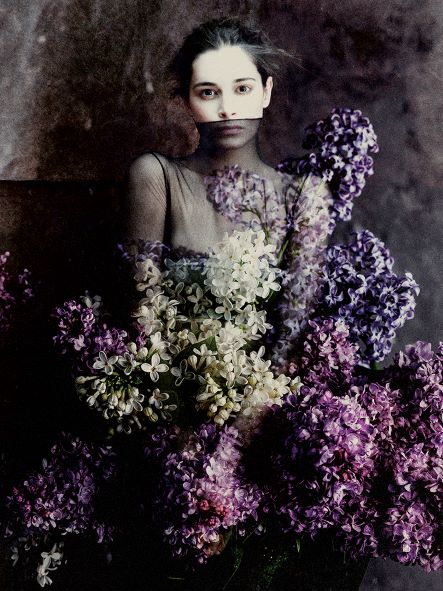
[0,251,33,334]
[145,422,262,564]
[3,433,116,584]
[277,107,379,225]
[317,230,419,365]
[204,166,288,247]
[269,174,333,367]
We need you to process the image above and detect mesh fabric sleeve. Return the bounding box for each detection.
[124,152,167,243]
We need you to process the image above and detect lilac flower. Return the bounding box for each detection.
[330,341,442,570]
[3,433,116,582]
[117,239,170,269]
[274,385,378,537]
[277,108,379,226]
[287,317,359,393]
[205,166,288,247]
[316,230,419,365]
[53,298,128,373]
[0,251,33,334]
[268,174,332,366]
[147,422,263,564]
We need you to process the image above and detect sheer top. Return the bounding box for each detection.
[126,151,288,254]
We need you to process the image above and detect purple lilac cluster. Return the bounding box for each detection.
[337,342,443,570]
[317,230,419,365]
[277,108,379,226]
[147,422,263,564]
[117,239,170,269]
[205,165,288,247]
[3,433,116,565]
[0,251,33,334]
[258,320,443,570]
[266,319,378,535]
[287,317,359,390]
[269,174,332,368]
[379,341,443,570]
[53,297,128,373]
[274,386,379,537]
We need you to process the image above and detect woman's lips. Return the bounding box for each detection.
[215,125,244,135]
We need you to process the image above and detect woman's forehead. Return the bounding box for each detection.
[190,46,259,85]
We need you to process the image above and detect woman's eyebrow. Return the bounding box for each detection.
[192,82,216,89]
[192,77,256,89]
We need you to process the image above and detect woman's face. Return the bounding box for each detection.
[186,45,273,123]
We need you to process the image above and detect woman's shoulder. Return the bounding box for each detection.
[128,151,172,181]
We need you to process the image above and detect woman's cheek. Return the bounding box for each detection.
[189,100,217,123]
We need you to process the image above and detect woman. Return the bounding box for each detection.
[119,23,336,586]
[124,17,324,254]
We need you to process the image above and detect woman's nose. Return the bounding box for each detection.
[218,96,237,119]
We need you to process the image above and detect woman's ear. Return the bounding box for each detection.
[263,76,273,109]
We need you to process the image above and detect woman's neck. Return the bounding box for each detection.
[184,139,267,176]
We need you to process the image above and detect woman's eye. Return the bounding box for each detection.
[199,89,217,99]
[237,85,252,94]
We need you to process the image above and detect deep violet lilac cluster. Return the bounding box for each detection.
[53,295,128,373]
[145,422,263,564]
[317,230,419,365]
[277,108,379,226]
[3,433,116,573]
[0,251,33,334]
[335,342,443,571]
[262,318,380,536]
[271,387,380,538]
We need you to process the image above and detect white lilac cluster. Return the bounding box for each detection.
[36,543,64,587]
[75,229,298,431]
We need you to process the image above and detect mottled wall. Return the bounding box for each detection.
[1,0,442,350]
[0,1,443,588]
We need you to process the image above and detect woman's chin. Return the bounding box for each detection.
[209,134,252,150]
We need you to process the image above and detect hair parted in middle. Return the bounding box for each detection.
[168,16,297,100]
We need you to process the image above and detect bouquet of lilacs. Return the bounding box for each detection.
[2,433,116,586]
[45,106,440,582]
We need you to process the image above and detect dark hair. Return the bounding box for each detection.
[168,17,294,99]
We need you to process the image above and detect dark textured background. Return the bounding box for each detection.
[0,1,442,589]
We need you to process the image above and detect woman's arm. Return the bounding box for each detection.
[123,153,167,242]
